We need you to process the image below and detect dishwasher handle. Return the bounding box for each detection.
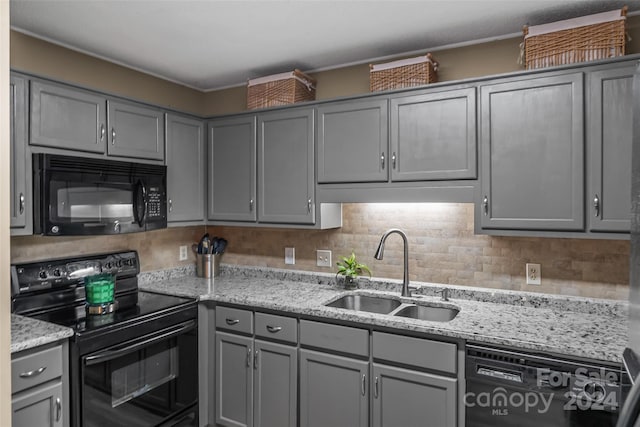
[477,365,523,383]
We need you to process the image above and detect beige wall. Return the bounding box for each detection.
[2,0,12,422]
[9,17,637,301]
[10,31,204,115]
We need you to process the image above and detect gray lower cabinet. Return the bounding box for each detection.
[12,343,67,427]
[317,98,389,183]
[588,65,634,232]
[390,87,477,181]
[216,331,253,427]
[371,363,457,427]
[258,108,315,224]
[480,73,584,231]
[208,116,257,222]
[254,340,297,427]
[215,309,297,427]
[30,79,107,153]
[10,73,31,235]
[165,113,206,223]
[299,349,369,427]
[107,100,164,161]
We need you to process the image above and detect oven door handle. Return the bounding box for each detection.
[84,320,196,366]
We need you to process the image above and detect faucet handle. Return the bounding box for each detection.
[437,288,450,301]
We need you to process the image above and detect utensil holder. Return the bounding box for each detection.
[197,254,221,278]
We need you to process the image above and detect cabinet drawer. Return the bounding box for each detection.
[372,331,456,374]
[300,320,368,357]
[255,312,298,344]
[12,346,63,394]
[215,306,253,335]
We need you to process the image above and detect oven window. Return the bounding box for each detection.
[82,325,197,427]
[51,180,134,223]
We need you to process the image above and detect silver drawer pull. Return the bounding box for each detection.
[266,325,282,333]
[225,318,240,326]
[19,366,46,378]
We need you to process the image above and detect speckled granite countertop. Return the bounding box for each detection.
[11,314,74,354]
[139,265,628,364]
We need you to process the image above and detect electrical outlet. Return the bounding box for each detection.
[526,263,541,285]
[179,245,188,261]
[285,247,295,265]
[316,250,332,267]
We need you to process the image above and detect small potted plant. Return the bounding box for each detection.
[336,251,372,289]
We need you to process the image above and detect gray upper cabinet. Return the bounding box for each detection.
[165,114,205,223]
[208,116,257,222]
[390,87,476,181]
[10,74,30,234]
[299,349,368,427]
[107,100,164,161]
[258,108,315,224]
[480,73,584,231]
[372,363,457,427]
[588,65,633,232]
[317,98,388,183]
[30,80,107,153]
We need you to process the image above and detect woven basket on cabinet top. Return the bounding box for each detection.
[247,69,316,110]
[522,6,627,69]
[370,53,438,92]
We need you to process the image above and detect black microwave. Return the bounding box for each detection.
[34,153,167,236]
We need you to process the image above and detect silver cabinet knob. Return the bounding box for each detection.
[55,398,61,422]
[593,194,600,218]
[380,153,386,169]
[307,198,312,214]
[111,128,116,145]
[168,198,173,212]
[249,199,254,212]
[100,124,105,142]
[19,193,24,215]
[392,152,397,169]
[482,195,489,216]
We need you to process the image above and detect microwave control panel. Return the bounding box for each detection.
[147,187,164,218]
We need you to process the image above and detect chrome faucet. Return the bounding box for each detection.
[374,228,411,297]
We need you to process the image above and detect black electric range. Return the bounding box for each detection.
[12,251,199,427]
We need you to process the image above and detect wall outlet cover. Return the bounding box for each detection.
[526,263,541,285]
[179,245,188,261]
[285,247,295,265]
[316,250,332,267]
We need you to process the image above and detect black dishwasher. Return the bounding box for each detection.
[465,344,626,426]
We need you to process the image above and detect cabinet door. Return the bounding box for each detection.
[215,332,253,427]
[254,340,297,427]
[299,349,368,427]
[372,364,456,427]
[480,73,584,230]
[165,114,205,223]
[588,66,633,232]
[258,108,314,224]
[390,87,476,181]
[12,381,63,427]
[10,74,28,231]
[317,98,388,183]
[30,80,107,153]
[208,116,257,222]
[107,100,164,161]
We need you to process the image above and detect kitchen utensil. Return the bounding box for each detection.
[197,233,210,254]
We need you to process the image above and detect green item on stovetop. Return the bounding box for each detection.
[84,273,115,305]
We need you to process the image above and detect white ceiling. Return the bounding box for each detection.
[10,0,640,91]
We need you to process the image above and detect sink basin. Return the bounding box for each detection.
[326,294,402,314]
[393,304,459,322]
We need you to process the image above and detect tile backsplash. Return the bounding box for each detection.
[11,203,630,300]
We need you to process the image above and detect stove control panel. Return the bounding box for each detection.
[11,251,139,296]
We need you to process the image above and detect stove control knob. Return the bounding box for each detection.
[115,260,122,268]
[105,262,112,270]
[53,269,61,277]
[39,271,47,279]
[583,381,605,401]
[51,226,59,234]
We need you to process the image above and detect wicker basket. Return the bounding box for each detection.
[370,53,438,92]
[523,7,627,69]
[247,69,316,110]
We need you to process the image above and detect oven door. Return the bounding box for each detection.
[81,320,198,427]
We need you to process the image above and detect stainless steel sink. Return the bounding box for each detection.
[393,304,459,322]
[326,294,402,314]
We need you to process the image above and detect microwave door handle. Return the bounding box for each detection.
[133,179,147,227]
[84,320,196,366]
